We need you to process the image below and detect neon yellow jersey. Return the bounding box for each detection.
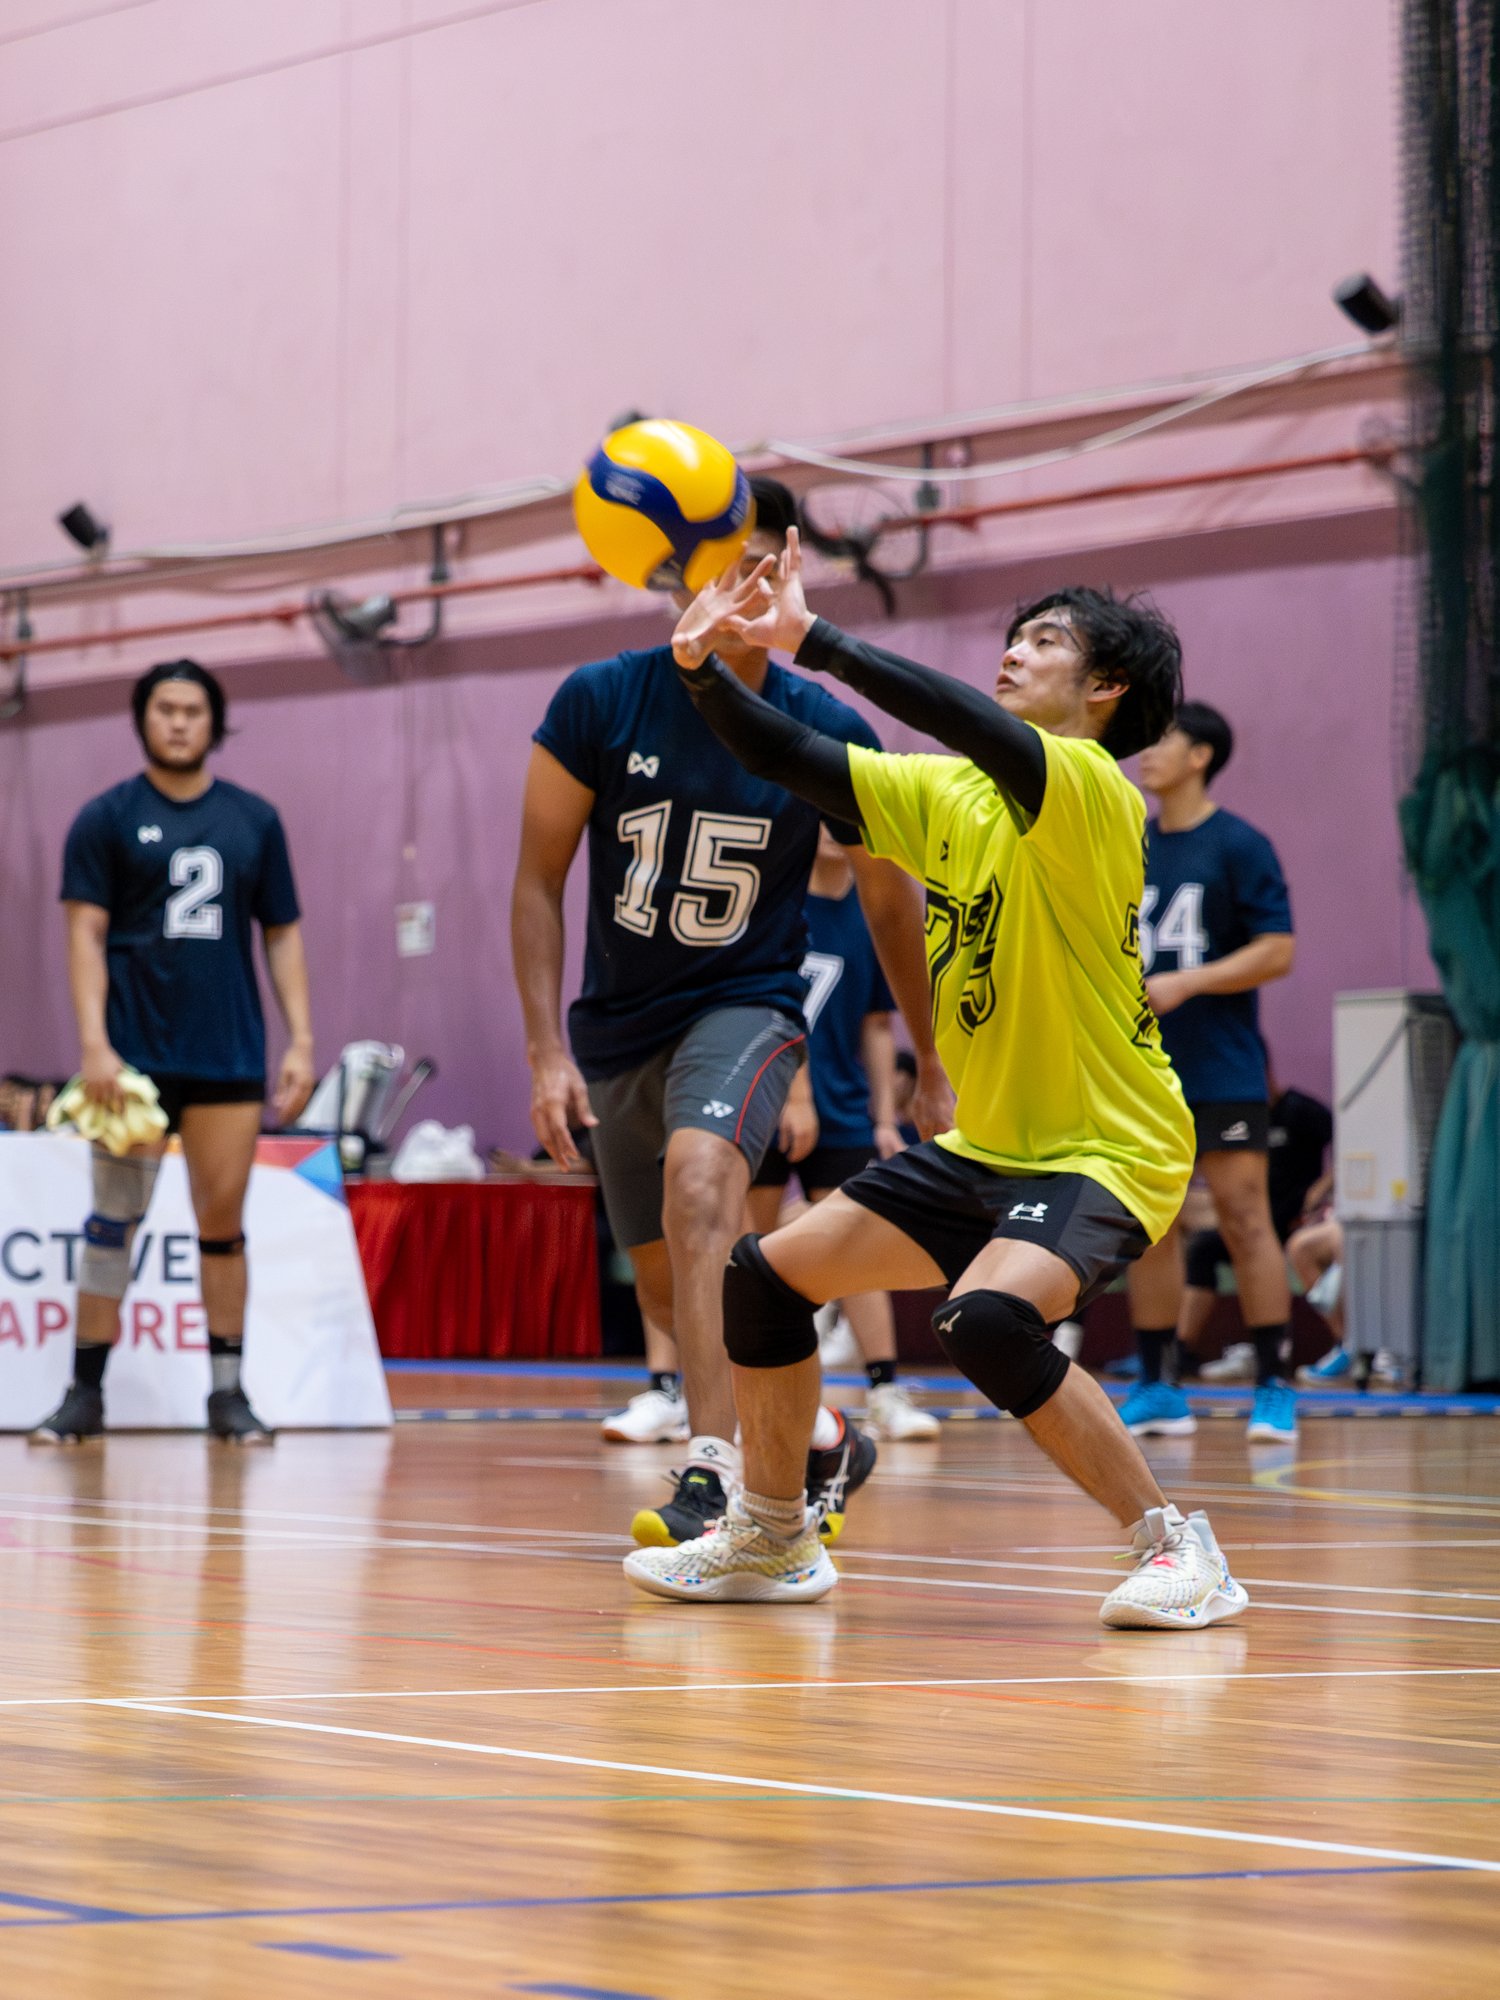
[849,733,1193,1241]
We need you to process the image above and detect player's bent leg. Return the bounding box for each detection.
[32,1143,166,1445]
[180,1101,273,1445]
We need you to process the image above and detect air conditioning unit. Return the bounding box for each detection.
[1333,990,1456,1370]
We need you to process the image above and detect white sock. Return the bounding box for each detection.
[743,1488,808,1540]
[810,1405,842,1451]
[686,1435,741,1480]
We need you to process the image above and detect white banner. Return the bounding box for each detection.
[0,1133,391,1431]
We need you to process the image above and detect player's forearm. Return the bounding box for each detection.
[65,921,111,1056]
[510,871,570,1058]
[263,923,313,1049]
[856,869,940,1064]
[1185,934,1296,997]
[675,654,862,825]
[795,618,1047,816]
[862,1014,897,1126]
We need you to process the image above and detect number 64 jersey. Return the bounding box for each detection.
[60,774,300,1083]
[535,646,880,1081]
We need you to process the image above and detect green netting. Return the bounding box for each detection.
[1401,1,1500,1387]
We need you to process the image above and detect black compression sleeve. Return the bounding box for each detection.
[794,616,1047,817]
[676,655,863,832]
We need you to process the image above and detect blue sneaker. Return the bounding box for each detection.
[1117,1381,1197,1436]
[1247,1380,1298,1442]
[1295,1346,1351,1386]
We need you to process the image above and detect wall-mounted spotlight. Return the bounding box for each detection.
[308,527,451,686]
[1334,273,1401,335]
[57,502,110,552]
[316,592,399,643]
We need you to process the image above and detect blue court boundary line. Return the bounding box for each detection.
[0,1862,1455,1930]
[391,1398,1500,1424]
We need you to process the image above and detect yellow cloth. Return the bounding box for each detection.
[46,1067,169,1156]
[849,732,1194,1241]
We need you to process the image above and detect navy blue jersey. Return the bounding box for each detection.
[801,885,895,1146]
[1141,807,1293,1105]
[535,647,881,1079]
[60,774,300,1081]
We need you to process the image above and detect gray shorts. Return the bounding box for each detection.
[587,1006,806,1250]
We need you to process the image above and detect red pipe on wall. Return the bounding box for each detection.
[0,448,1392,664]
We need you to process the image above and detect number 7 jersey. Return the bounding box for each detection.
[60,773,300,1082]
[534,646,880,1080]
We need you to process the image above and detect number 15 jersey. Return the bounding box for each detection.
[60,774,300,1082]
[535,646,880,1081]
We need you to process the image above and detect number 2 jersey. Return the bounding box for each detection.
[60,773,300,1082]
[1142,807,1292,1106]
[535,646,880,1081]
[849,732,1193,1242]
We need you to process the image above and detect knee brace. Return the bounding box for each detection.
[79,1149,161,1300]
[931,1289,1069,1418]
[198,1234,246,1257]
[722,1234,819,1369]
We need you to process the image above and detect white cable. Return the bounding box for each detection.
[765,339,1377,484]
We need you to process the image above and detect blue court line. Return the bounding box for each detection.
[515,1986,661,2000]
[262,1941,397,1962]
[0,1862,1458,1930]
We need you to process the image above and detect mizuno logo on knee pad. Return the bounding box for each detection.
[930,1289,1069,1419]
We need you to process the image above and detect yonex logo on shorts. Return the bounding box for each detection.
[702,1100,733,1119]
[626,751,660,777]
[137,824,163,843]
[1009,1201,1048,1222]
[1221,1120,1250,1143]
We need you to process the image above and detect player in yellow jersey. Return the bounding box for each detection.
[624,530,1249,1630]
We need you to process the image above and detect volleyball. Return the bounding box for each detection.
[572,419,755,593]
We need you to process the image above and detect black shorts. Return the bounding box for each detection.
[753,1142,874,1195]
[840,1140,1151,1309]
[152,1074,265,1135]
[1192,1101,1270,1155]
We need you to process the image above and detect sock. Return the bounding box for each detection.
[1136,1327,1176,1387]
[73,1341,111,1392]
[810,1405,843,1451]
[208,1334,243,1396]
[649,1370,680,1398]
[742,1488,807,1540]
[1251,1323,1290,1388]
[865,1359,896,1389]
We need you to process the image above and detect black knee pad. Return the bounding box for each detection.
[198,1234,246,1258]
[931,1289,1069,1418]
[723,1234,818,1369]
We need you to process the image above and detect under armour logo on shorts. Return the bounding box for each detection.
[137,824,163,843]
[1009,1201,1048,1222]
[627,752,660,777]
[702,1100,733,1119]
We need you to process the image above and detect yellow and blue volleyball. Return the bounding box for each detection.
[573,419,755,593]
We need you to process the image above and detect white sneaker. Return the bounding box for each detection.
[1099,1505,1249,1630]
[817,1310,860,1370]
[623,1497,838,1602]
[1200,1341,1256,1382]
[866,1381,940,1440]
[600,1386,690,1444]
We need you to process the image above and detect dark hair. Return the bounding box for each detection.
[1005,587,1183,760]
[1172,699,1233,782]
[131,659,227,749]
[748,476,800,545]
[894,1048,918,1079]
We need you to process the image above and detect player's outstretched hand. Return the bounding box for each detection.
[723,526,818,658]
[272,1042,316,1126]
[670,555,776,670]
[530,1049,598,1170]
[80,1044,126,1116]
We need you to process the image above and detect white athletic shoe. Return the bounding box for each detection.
[1200,1341,1257,1382]
[623,1497,838,1603]
[600,1386,690,1444]
[865,1381,940,1440]
[1099,1505,1249,1630]
[817,1309,861,1370]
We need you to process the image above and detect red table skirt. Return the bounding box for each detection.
[347,1179,601,1360]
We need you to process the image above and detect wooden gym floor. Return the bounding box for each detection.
[3,1365,1500,1999]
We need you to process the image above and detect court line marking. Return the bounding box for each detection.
[99,1702,1500,1875]
[0,1863,1454,1933]
[5,1663,1500,1712]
